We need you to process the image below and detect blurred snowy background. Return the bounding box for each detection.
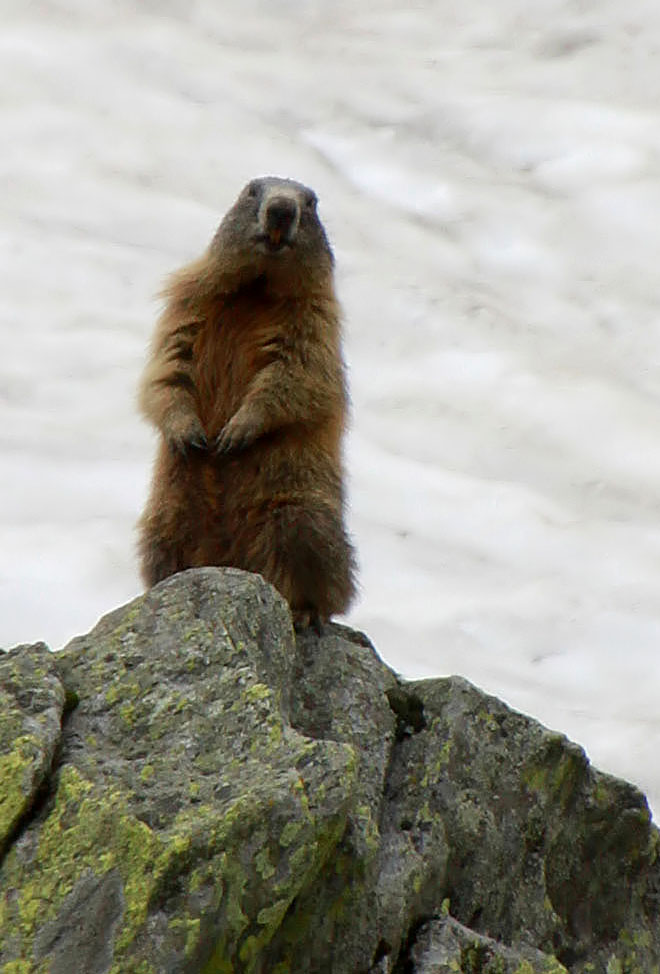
[2,0,660,813]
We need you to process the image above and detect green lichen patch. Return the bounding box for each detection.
[0,738,356,973]
[522,736,589,811]
[0,738,44,845]
[184,759,353,974]
[0,643,64,850]
[0,765,160,963]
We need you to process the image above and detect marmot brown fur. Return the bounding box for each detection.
[137,176,357,627]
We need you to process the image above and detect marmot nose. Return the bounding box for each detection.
[264,196,299,235]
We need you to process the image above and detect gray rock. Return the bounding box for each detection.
[0,641,65,853]
[0,567,658,973]
[33,869,125,974]
[392,676,660,973]
[410,915,567,973]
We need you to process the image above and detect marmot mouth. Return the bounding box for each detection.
[254,233,294,254]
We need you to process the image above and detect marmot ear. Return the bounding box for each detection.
[244,179,262,201]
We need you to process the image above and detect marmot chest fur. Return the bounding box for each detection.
[137,176,357,627]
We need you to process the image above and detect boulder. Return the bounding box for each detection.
[0,567,657,973]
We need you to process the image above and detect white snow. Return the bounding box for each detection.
[3,0,660,813]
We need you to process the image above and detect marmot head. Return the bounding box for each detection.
[209,177,335,294]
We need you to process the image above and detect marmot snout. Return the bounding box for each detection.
[259,190,300,249]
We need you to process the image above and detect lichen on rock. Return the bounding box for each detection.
[409,915,568,973]
[0,642,65,858]
[1,567,659,974]
[0,571,355,973]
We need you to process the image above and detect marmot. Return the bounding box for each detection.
[137,176,357,627]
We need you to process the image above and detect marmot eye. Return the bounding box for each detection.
[305,193,317,209]
[246,184,259,199]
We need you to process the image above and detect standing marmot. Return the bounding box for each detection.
[137,176,357,627]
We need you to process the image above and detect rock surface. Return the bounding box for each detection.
[409,915,567,973]
[0,643,65,860]
[0,567,658,973]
